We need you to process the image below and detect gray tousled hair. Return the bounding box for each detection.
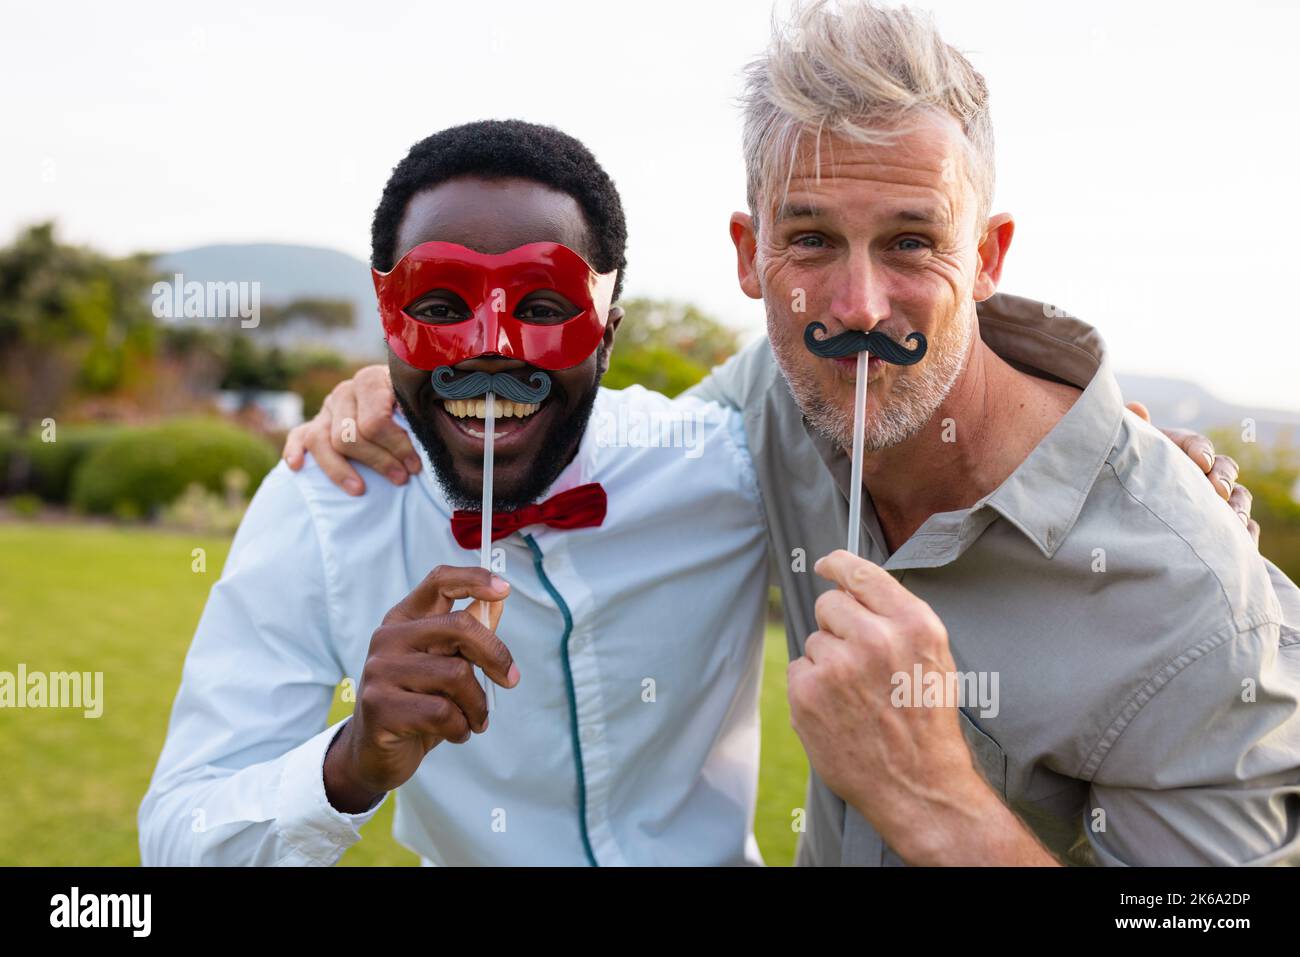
[741,0,996,229]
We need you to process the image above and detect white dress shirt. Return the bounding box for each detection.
[139,384,770,866]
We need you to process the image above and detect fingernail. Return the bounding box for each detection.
[1238,510,1250,526]
[490,574,508,592]
[344,478,362,495]
[1218,477,1232,494]
[1200,450,1215,470]
[479,715,489,733]
[405,455,422,473]
[387,468,406,484]
[507,663,520,686]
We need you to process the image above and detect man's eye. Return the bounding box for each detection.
[407,293,471,323]
[515,295,578,324]
[895,237,930,251]
[793,234,827,249]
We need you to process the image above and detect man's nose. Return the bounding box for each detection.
[456,355,527,372]
[827,252,890,331]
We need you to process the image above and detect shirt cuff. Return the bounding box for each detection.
[274,717,388,865]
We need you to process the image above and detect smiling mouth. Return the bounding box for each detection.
[436,395,549,441]
[442,398,540,419]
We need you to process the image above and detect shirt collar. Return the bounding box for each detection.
[976,295,1124,558]
[805,293,1125,562]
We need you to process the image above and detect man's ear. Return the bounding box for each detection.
[730,212,763,300]
[603,304,623,346]
[597,305,624,376]
[972,212,1014,302]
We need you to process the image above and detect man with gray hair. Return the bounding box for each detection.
[705,0,1300,865]
[285,0,1297,866]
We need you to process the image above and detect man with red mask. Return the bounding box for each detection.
[139,120,771,866]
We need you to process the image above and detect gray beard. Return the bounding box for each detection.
[766,300,973,453]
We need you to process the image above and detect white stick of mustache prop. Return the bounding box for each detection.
[432,366,555,716]
[847,350,868,557]
[803,322,928,555]
[478,390,496,714]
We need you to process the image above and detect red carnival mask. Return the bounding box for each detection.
[372,241,618,372]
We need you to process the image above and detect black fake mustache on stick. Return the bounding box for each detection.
[803,322,928,365]
[430,366,553,403]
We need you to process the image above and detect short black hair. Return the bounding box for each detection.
[370,119,627,301]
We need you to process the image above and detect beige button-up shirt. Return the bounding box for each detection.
[690,292,1300,866]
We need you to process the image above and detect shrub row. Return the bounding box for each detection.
[2,418,277,519]
[69,419,278,518]
[0,425,120,501]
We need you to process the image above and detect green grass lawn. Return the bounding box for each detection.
[0,520,807,866]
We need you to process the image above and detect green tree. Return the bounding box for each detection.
[1208,428,1300,581]
[214,296,355,394]
[258,297,355,331]
[0,223,159,486]
[604,297,742,397]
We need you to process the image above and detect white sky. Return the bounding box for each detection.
[2,0,1297,410]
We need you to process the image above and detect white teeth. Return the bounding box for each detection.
[498,399,534,418]
[442,398,541,419]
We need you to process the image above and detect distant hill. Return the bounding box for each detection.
[155,243,383,360]
[154,243,1299,443]
[1115,373,1300,446]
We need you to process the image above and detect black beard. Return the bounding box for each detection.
[397,359,603,513]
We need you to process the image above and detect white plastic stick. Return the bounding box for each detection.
[480,391,495,571]
[847,349,868,557]
[478,391,496,712]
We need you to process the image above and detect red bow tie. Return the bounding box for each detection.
[450,482,607,549]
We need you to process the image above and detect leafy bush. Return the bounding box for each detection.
[8,493,42,518]
[288,353,354,419]
[1208,429,1300,583]
[604,345,711,398]
[603,297,741,397]
[0,424,122,501]
[70,418,277,518]
[161,472,252,535]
